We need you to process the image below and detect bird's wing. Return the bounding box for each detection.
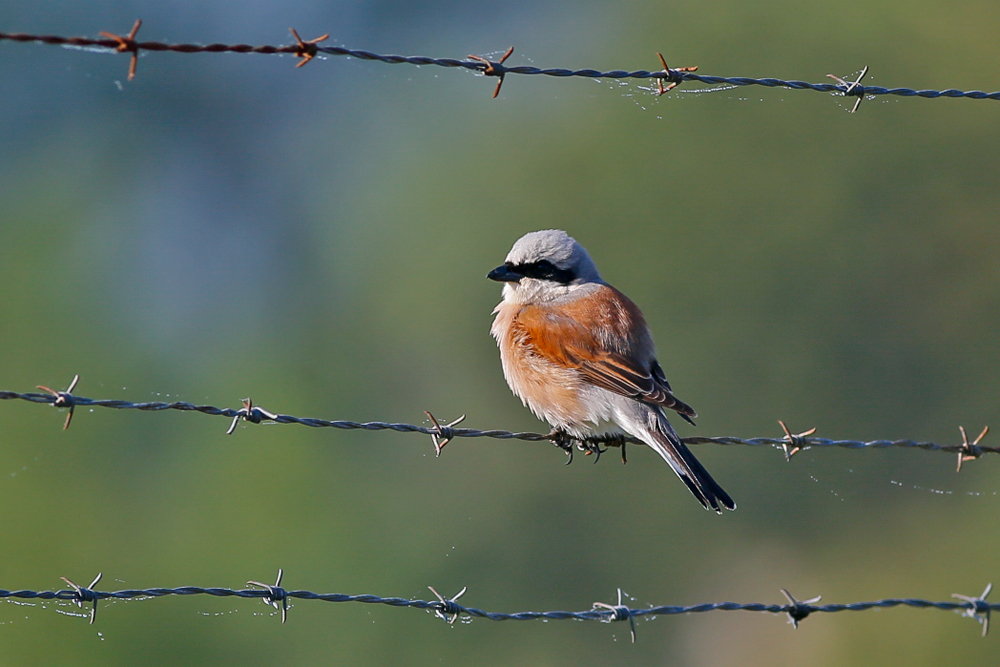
[512,288,697,421]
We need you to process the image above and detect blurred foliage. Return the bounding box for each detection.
[2,0,999,665]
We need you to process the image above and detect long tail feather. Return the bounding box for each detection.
[644,412,735,513]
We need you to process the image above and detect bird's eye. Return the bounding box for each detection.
[534,260,557,279]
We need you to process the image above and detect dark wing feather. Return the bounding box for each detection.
[575,352,697,423]
[513,290,697,421]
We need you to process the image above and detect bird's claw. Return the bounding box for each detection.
[547,429,576,465]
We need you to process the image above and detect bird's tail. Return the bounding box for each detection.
[645,411,735,513]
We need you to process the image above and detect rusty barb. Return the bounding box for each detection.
[655,52,698,95]
[3,23,999,105]
[467,46,514,98]
[36,374,80,430]
[98,18,142,80]
[778,420,818,462]
[289,27,329,68]
[4,377,998,470]
[424,411,466,456]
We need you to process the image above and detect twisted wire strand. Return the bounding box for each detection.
[1,387,997,457]
[1,583,994,629]
[1,29,998,102]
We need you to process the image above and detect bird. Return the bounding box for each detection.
[488,229,735,513]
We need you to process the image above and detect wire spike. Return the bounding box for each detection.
[654,51,697,95]
[953,583,992,637]
[61,572,102,623]
[36,374,81,429]
[467,46,513,98]
[428,585,467,624]
[248,568,289,623]
[778,420,817,461]
[826,65,869,112]
[289,28,329,68]
[593,588,637,642]
[99,19,142,80]
[781,588,822,629]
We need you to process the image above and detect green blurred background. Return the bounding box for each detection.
[2,0,999,664]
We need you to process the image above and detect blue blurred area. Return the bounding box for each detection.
[2,1,1000,664]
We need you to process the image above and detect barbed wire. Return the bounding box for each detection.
[2,570,993,639]
[1,376,996,470]
[2,20,999,110]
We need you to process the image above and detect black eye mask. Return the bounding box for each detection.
[509,260,575,284]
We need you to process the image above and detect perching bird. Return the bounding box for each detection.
[488,229,735,512]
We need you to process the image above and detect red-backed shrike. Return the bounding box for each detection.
[489,230,735,513]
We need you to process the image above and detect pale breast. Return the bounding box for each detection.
[491,300,611,432]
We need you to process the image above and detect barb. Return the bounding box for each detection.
[247,569,289,623]
[2,578,995,637]
[60,573,102,624]
[654,52,697,95]
[957,425,990,472]
[98,18,142,80]
[428,585,467,624]
[424,411,466,456]
[468,46,513,97]
[778,420,817,462]
[1,26,999,105]
[593,588,637,642]
[781,588,823,629]
[35,374,80,430]
[288,27,329,68]
[227,397,279,435]
[827,65,869,113]
[2,379,997,465]
[953,583,992,637]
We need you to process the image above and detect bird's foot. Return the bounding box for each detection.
[578,437,607,464]
[547,429,576,465]
[547,431,628,465]
[598,433,628,464]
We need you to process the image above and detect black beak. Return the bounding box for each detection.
[487,264,522,283]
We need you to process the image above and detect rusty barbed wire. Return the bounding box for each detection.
[1,377,996,467]
[2,572,994,638]
[2,22,1000,108]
